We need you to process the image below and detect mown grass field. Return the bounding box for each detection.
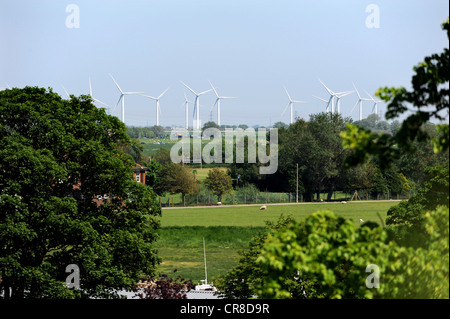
[154,201,400,284]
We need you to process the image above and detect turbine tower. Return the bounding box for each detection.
[183,93,193,130]
[141,87,169,126]
[110,74,144,123]
[365,90,382,118]
[209,81,236,127]
[89,78,109,113]
[181,82,213,130]
[334,90,354,114]
[350,83,371,121]
[282,87,306,124]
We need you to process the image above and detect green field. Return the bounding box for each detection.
[154,201,399,284]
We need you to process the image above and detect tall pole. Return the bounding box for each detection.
[296,163,299,203]
[185,102,189,129]
[203,237,207,284]
[217,100,221,127]
[122,96,125,123]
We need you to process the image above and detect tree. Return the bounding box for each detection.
[164,163,198,204]
[0,87,161,298]
[204,167,233,202]
[215,215,295,299]
[256,208,449,299]
[202,121,220,132]
[341,19,449,169]
[275,113,351,201]
[385,166,449,248]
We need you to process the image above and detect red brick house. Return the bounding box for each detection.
[133,163,148,185]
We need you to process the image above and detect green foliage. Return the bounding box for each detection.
[0,87,161,298]
[214,215,294,299]
[202,121,221,132]
[385,166,449,247]
[204,167,233,201]
[256,208,449,299]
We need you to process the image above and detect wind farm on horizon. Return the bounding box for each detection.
[15,76,384,129]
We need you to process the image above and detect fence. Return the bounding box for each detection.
[158,190,412,207]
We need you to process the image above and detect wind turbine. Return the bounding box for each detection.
[141,87,169,127]
[282,87,306,124]
[89,78,109,112]
[365,90,382,118]
[109,74,144,123]
[334,90,354,114]
[183,93,193,130]
[209,81,236,127]
[181,82,213,130]
[318,79,353,114]
[350,83,371,121]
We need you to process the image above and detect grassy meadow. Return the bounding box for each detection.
[154,201,400,284]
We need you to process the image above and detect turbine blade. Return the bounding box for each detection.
[281,102,290,117]
[318,78,334,95]
[313,95,328,103]
[352,82,362,99]
[181,81,197,96]
[158,87,169,99]
[198,88,213,95]
[109,74,124,94]
[62,85,70,98]
[284,87,292,101]
[209,81,219,98]
[89,77,93,96]
[141,94,157,100]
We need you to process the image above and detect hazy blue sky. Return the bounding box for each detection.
[1,0,448,127]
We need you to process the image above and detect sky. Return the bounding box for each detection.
[1,0,448,128]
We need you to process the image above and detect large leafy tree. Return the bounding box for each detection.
[0,87,161,298]
[204,167,233,202]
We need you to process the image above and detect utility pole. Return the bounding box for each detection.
[296,163,299,203]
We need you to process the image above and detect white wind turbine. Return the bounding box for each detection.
[183,93,193,130]
[141,87,169,127]
[110,74,144,123]
[350,83,371,121]
[365,90,382,118]
[318,79,353,114]
[334,90,354,114]
[89,78,109,113]
[181,82,213,130]
[282,87,306,124]
[209,81,236,127]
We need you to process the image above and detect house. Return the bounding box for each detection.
[133,163,148,185]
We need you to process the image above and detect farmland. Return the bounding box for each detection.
[154,201,399,283]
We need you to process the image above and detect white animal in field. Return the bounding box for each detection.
[341,201,347,204]
[359,219,364,223]
[217,202,222,205]
[260,205,267,210]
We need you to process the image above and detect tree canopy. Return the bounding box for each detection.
[0,87,161,298]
